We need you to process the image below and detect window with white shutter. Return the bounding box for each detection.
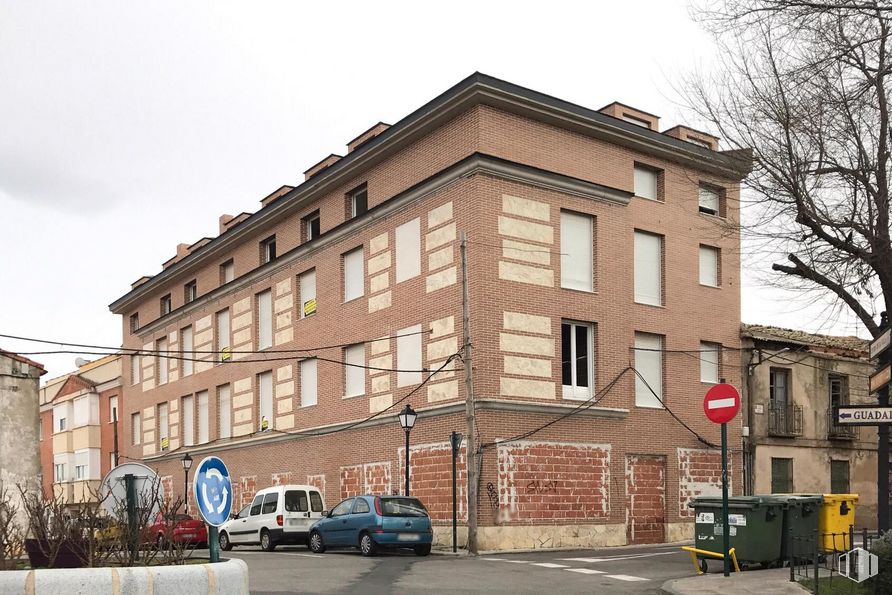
[131,412,141,446]
[633,165,659,201]
[300,269,317,318]
[157,337,169,384]
[181,326,193,376]
[395,218,421,282]
[344,344,365,397]
[217,309,231,362]
[699,245,719,287]
[182,395,194,447]
[560,211,593,292]
[343,248,364,301]
[699,185,721,215]
[397,325,422,387]
[218,385,231,440]
[257,290,272,350]
[130,353,140,385]
[634,231,662,306]
[259,371,273,431]
[700,342,720,384]
[197,390,209,444]
[300,359,317,407]
[634,332,664,408]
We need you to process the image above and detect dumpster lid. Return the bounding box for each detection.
[822,493,859,504]
[690,495,776,510]
[762,494,823,505]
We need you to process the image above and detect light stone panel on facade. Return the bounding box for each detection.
[234,408,253,424]
[276,311,293,330]
[193,329,213,347]
[369,354,392,372]
[425,266,456,293]
[498,261,554,287]
[232,312,252,331]
[371,375,390,394]
[370,272,389,293]
[497,216,553,244]
[142,443,155,457]
[504,355,552,378]
[427,336,458,361]
[274,294,293,313]
[368,291,392,313]
[277,365,293,381]
[367,252,391,276]
[276,414,295,430]
[499,333,555,357]
[370,337,390,356]
[195,315,212,332]
[427,246,453,271]
[275,278,292,297]
[233,297,251,316]
[275,328,293,345]
[428,360,456,380]
[232,328,252,346]
[503,311,551,335]
[502,194,550,222]
[275,381,294,398]
[369,393,393,413]
[277,398,293,414]
[369,232,389,255]
[233,392,253,410]
[425,222,456,251]
[500,377,555,399]
[430,316,455,339]
[501,239,551,266]
[427,380,458,403]
[233,422,252,437]
[427,201,453,229]
[233,377,252,394]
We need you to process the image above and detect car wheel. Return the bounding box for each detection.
[309,531,326,554]
[359,532,377,557]
[260,529,276,552]
[219,532,232,551]
[414,544,431,557]
[700,559,708,574]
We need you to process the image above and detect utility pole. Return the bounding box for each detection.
[460,232,478,554]
[112,407,119,467]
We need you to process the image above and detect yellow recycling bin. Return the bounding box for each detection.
[818,493,858,551]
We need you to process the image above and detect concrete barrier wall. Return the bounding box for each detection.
[0,558,248,595]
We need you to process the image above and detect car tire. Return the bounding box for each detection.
[359,532,377,557]
[309,531,326,554]
[219,532,233,551]
[260,528,276,552]
[414,544,431,557]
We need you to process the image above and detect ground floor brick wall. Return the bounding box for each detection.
[677,448,726,518]
[625,454,666,544]
[398,442,467,522]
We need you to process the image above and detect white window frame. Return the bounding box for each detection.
[181,325,193,376]
[634,332,664,408]
[305,211,320,241]
[699,185,720,216]
[261,235,276,264]
[561,321,594,400]
[560,211,593,292]
[634,230,662,306]
[130,353,140,385]
[300,269,317,318]
[344,344,366,397]
[259,371,273,431]
[699,245,720,287]
[197,390,209,444]
[300,358,317,407]
[633,165,659,201]
[182,394,194,447]
[395,218,421,283]
[343,248,365,302]
[257,290,273,350]
[221,260,235,284]
[218,384,232,440]
[157,337,169,385]
[350,185,368,218]
[158,402,169,450]
[397,325,423,387]
[700,342,721,384]
[217,309,231,362]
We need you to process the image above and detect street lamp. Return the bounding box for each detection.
[181,452,193,514]
[398,404,417,495]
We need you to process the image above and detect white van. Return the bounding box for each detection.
[219,484,325,551]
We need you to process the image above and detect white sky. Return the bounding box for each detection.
[0,1,871,379]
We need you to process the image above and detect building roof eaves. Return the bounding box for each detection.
[741,323,868,355]
[109,72,751,313]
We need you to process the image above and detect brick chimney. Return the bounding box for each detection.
[304,154,343,181]
[347,122,391,153]
[662,125,719,150]
[598,102,659,131]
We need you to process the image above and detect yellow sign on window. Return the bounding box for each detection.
[303,298,317,317]
[221,346,231,362]
[161,436,169,450]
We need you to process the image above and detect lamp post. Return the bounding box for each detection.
[398,404,417,495]
[181,452,193,514]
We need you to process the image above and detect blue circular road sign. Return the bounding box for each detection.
[192,456,233,527]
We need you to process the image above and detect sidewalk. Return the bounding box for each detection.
[662,568,809,595]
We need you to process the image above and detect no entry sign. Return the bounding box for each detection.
[703,383,740,424]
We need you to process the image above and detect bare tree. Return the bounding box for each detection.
[0,487,25,570]
[685,0,892,336]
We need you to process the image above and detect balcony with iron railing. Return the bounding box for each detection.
[828,409,856,440]
[768,402,803,437]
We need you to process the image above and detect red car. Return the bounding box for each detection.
[147,512,208,547]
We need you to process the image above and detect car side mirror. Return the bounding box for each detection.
[322,510,329,517]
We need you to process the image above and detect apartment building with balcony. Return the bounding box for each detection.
[109,73,751,550]
[38,355,122,506]
[741,324,877,526]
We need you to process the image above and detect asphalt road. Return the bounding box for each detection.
[206,542,697,594]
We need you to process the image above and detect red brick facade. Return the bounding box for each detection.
[110,74,749,548]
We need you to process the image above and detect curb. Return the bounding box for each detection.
[432,539,693,556]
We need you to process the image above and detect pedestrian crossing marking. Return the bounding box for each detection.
[565,568,606,575]
[605,574,649,582]
[533,563,569,568]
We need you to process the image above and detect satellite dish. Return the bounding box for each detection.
[75,357,89,367]
[99,462,161,517]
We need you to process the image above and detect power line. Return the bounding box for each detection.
[631,367,718,448]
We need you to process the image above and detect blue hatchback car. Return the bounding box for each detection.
[308,495,433,556]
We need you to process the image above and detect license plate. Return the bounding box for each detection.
[289,519,301,526]
[397,533,421,541]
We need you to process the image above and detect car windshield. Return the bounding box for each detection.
[380,498,428,517]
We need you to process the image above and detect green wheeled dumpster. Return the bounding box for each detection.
[762,495,822,561]
[691,496,785,569]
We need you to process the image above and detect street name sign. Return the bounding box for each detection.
[836,405,892,426]
[870,328,891,360]
[871,365,891,394]
[703,383,741,424]
[193,456,233,527]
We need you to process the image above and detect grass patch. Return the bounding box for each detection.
[798,576,872,594]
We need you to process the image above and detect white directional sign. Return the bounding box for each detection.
[870,327,891,360]
[192,456,233,527]
[836,405,892,426]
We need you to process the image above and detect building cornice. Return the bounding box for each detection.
[125,153,631,337]
[137,398,629,463]
[110,73,750,316]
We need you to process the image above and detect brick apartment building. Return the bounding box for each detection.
[38,355,122,506]
[109,73,751,550]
